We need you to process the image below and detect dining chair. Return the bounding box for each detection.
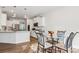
[54,32,76,53]
[55,31,66,43]
[35,30,53,53]
[70,32,79,53]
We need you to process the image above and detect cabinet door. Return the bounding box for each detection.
[33,16,45,26]
[0,14,7,25]
[0,14,1,29]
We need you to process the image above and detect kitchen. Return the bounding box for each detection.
[0,6,30,44]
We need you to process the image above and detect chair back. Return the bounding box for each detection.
[35,30,46,46]
[64,32,75,49]
[57,31,66,41]
[34,26,49,46]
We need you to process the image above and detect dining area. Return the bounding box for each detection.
[31,26,79,53]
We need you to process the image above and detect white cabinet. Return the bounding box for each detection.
[30,16,46,38]
[33,16,45,26]
[16,31,30,43]
[0,13,7,30]
[0,31,30,44]
[0,13,7,26]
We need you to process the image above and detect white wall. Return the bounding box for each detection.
[43,7,79,48]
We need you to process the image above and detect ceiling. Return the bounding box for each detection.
[0,6,63,19]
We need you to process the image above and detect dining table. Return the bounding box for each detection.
[47,31,68,53]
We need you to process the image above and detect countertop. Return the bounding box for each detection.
[0,31,29,33]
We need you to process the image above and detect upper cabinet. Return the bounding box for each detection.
[0,9,7,30]
[33,16,45,26]
[0,9,7,26]
[0,13,7,26]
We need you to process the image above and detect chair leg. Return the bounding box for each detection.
[55,46,56,53]
[52,46,54,53]
[37,44,39,53]
[59,49,61,53]
[44,49,46,53]
[58,48,61,53]
[71,47,73,53]
[37,47,39,53]
[42,48,44,53]
[67,48,68,53]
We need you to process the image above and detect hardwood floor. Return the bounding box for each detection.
[0,37,37,53]
[1,37,79,53]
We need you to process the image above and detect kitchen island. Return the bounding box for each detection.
[0,31,30,44]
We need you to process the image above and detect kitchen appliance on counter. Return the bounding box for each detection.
[19,21,26,31]
[1,25,7,31]
[12,24,19,31]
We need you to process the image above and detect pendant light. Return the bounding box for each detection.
[24,8,28,30]
[24,8,28,19]
[11,6,16,18]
